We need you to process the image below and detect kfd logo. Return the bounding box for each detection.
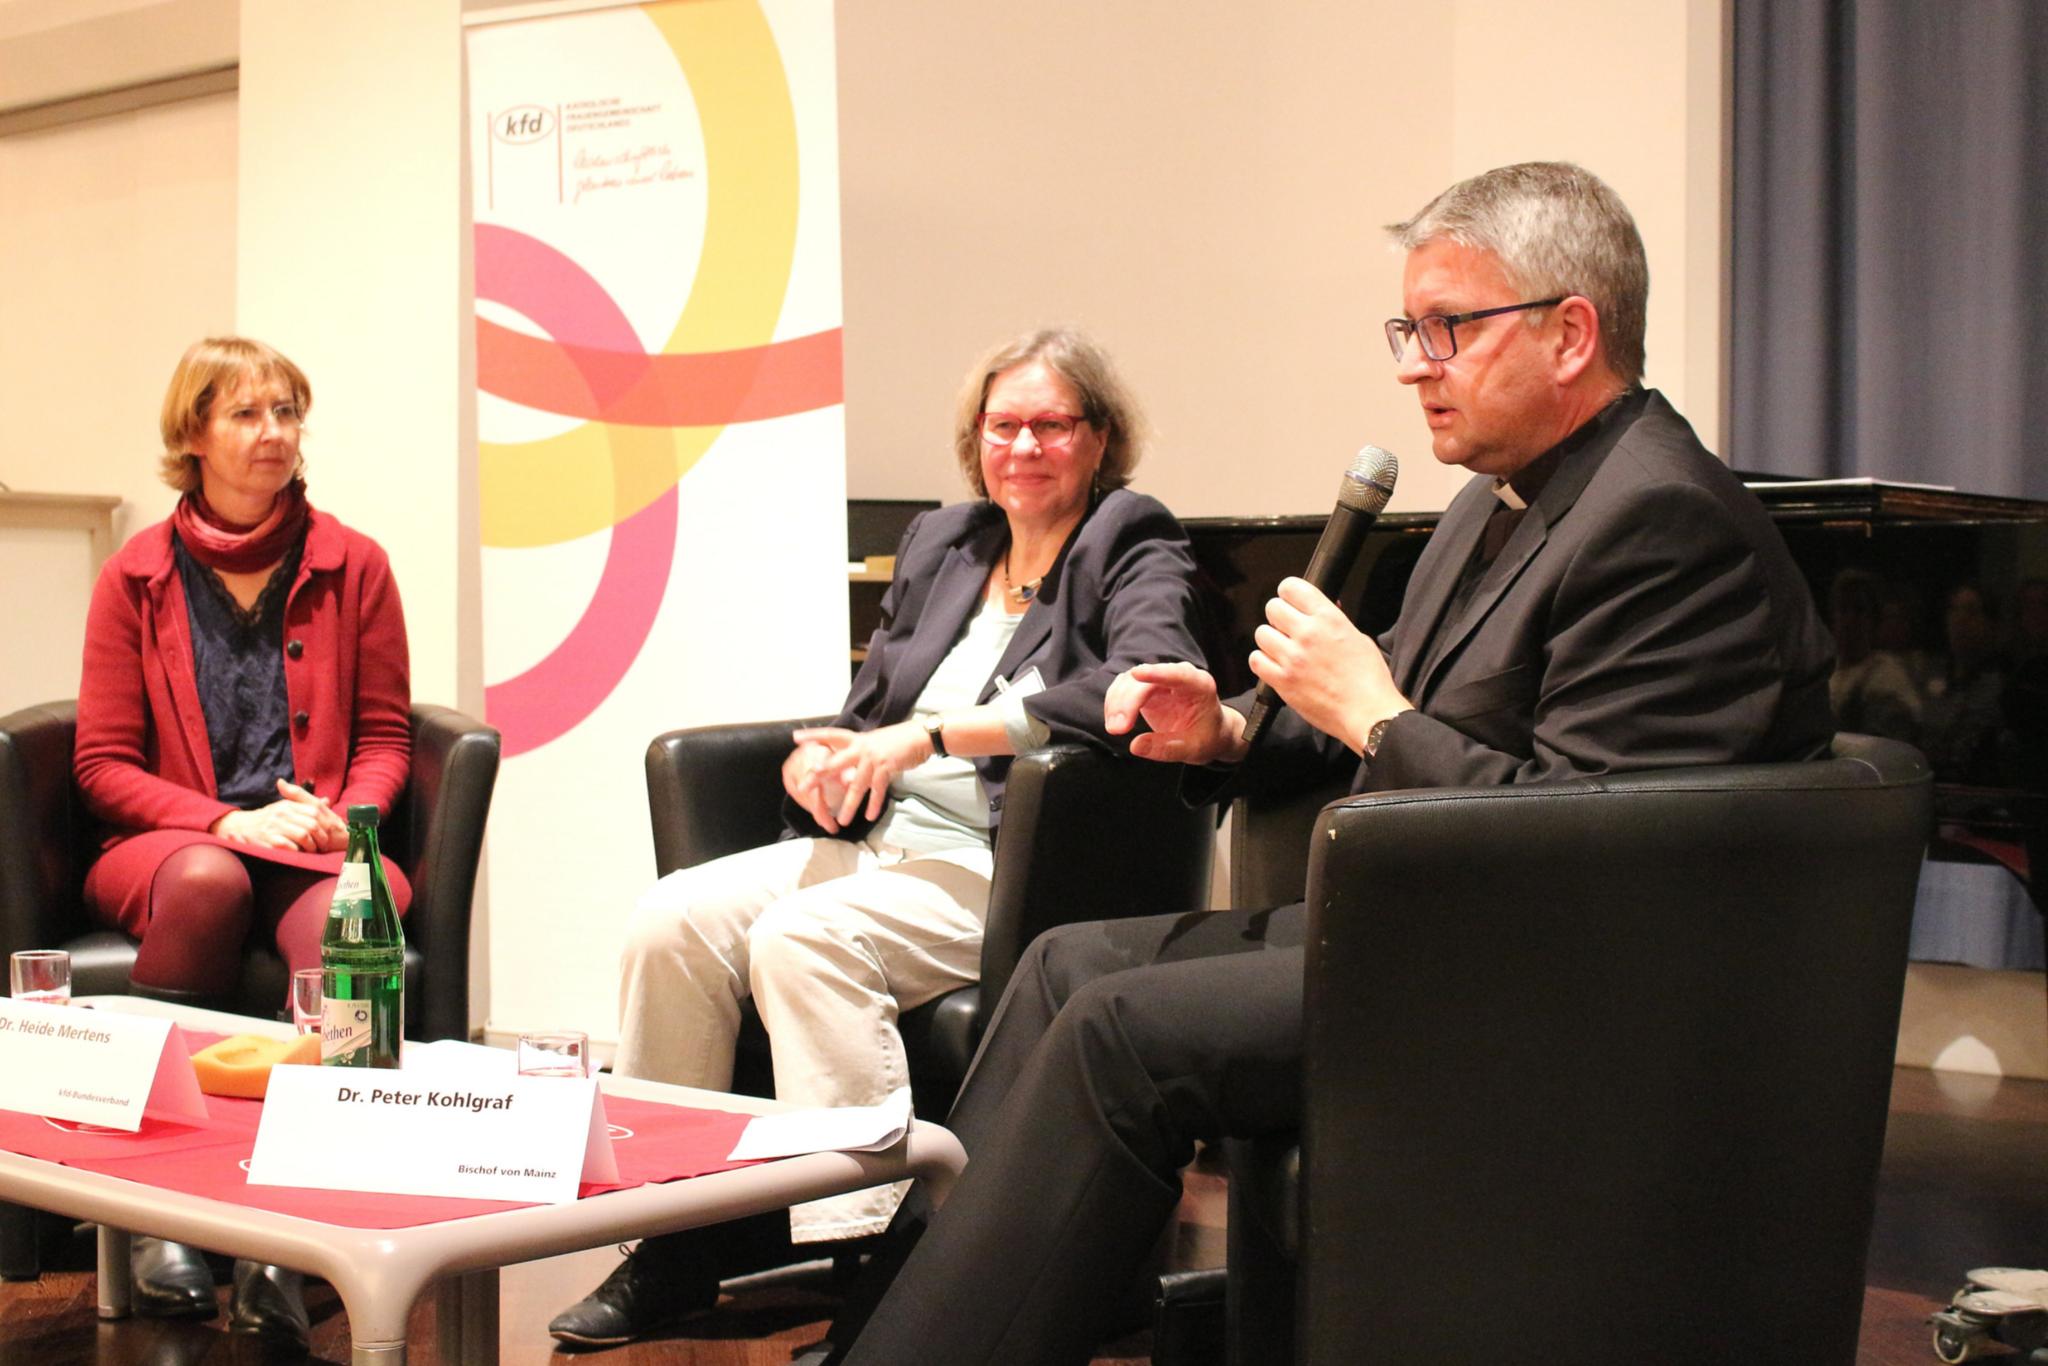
[496,105,553,143]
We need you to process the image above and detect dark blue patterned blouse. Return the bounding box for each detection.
[172,530,304,809]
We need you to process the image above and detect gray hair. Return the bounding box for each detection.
[951,327,1146,498]
[1387,161,1648,386]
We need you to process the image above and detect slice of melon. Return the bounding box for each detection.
[191,1032,322,1099]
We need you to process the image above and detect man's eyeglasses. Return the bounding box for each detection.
[1384,298,1565,363]
[978,412,1087,450]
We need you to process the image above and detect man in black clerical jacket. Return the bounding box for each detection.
[831,161,1836,1366]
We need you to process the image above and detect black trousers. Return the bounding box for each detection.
[842,902,1307,1366]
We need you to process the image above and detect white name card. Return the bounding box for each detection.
[247,1067,621,1205]
[0,999,207,1131]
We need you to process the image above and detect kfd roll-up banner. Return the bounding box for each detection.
[467,1,848,1040]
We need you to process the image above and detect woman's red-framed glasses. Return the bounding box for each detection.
[977,412,1087,450]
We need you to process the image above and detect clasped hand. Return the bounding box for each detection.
[210,779,349,852]
[783,722,932,833]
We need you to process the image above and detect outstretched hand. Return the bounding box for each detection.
[1105,661,1249,765]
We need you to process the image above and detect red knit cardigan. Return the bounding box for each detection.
[74,508,412,846]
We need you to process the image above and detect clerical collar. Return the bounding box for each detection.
[1489,386,1641,511]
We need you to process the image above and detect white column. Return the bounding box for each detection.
[237,1,485,1028]
[235,0,479,718]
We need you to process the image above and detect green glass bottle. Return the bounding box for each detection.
[320,804,404,1068]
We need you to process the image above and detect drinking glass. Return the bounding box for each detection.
[517,1030,590,1078]
[291,968,324,1035]
[9,950,71,1005]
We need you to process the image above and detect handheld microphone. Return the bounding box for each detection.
[1238,444,1400,753]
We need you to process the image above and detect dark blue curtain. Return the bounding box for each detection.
[1729,0,2048,497]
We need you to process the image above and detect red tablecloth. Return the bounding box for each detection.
[0,1031,762,1229]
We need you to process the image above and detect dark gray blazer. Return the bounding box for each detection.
[784,488,1208,840]
[1236,388,1836,801]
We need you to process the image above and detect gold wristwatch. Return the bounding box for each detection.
[1364,709,1409,758]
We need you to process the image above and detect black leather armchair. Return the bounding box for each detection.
[1220,734,1933,1366]
[0,700,500,1277]
[645,718,1217,1118]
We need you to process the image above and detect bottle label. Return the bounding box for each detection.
[321,997,374,1062]
[330,861,372,917]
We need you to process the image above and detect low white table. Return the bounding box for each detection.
[0,998,965,1364]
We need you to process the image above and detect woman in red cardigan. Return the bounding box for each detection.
[73,336,411,1343]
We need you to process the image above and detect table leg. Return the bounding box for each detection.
[337,1273,411,1364]
[95,1226,131,1320]
[436,1268,500,1364]
[334,1260,498,1365]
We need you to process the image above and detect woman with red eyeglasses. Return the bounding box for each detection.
[549,328,1208,1347]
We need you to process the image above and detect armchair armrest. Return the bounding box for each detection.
[918,746,1216,1086]
[0,701,86,959]
[396,704,500,1043]
[645,718,830,877]
[1228,776,1348,911]
[980,745,1215,1012]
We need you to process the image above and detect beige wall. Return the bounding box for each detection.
[236,0,477,718]
[836,0,1729,518]
[0,90,237,540]
[0,0,234,109]
[0,6,475,716]
[1896,964,2048,1080]
[0,506,108,714]
[836,2,1448,514]
[1445,0,1727,457]
[5,1,1728,574]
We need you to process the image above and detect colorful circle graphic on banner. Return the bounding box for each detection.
[474,0,842,758]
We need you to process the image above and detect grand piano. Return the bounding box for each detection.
[1182,478,2048,972]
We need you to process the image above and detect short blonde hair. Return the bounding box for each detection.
[950,328,1146,498]
[157,337,313,493]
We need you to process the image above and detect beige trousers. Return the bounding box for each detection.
[613,835,992,1241]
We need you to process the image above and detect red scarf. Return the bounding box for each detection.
[171,479,310,573]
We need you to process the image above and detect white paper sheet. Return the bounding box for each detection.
[727,1087,912,1161]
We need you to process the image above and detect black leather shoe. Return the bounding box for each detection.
[547,1234,720,1347]
[229,1259,309,1353]
[131,1236,217,1319]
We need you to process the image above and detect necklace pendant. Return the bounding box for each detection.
[1007,578,1041,605]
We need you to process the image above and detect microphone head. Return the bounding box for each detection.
[1336,444,1399,514]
